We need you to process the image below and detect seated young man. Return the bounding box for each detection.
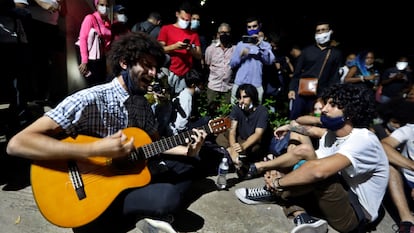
[235,83,389,233]
[215,83,269,180]
[380,99,414,233]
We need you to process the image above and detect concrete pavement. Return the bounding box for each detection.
[0,159,399,233]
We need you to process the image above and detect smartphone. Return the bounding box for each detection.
[183,39,190,44]
[242,35,258,44]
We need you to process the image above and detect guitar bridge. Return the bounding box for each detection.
[68,161,86,200]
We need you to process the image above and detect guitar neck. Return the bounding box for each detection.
[131,124,211,161]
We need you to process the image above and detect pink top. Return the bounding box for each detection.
[79,12,111,63]
[205,42,235,92]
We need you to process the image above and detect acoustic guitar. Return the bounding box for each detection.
[30,117,230,228]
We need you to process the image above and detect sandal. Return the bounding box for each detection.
[237,163,258,180]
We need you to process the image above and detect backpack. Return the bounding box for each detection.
[138,22,156,35]
[133,21,157,36]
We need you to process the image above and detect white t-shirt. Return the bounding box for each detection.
[316,128,389,221]
[390,124,414,183]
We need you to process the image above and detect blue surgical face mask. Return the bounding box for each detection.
[177,18,190,29]
[320,115,345,131]
[121,69,146,96]
[247,29,260,36]
[190,19,200,30]
[346,60,355,67]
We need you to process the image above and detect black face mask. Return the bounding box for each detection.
[121,69,146,96]
[219,34,231,46]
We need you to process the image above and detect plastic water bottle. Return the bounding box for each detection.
[216,157,229,190]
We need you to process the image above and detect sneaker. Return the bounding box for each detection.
[396,221,414,233]
[291,213,328,233]
[235,186,278,205]
[135,218,177,233]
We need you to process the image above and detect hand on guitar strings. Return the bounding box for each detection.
[186,128,207,157]
[93,130,135,159]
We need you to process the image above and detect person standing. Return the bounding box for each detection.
[111,4,129,42]
[77,0,112,87]
[204,22,235,115]
[131,11,162,39]
[6,32,207,233]
[157,2,202,96]
[26,0,66,104]
[229,16,275,104]
[288,21,342,120]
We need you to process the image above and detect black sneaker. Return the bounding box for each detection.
[291,213,328,233]
[396,221,414,233]
[234,186,278,205]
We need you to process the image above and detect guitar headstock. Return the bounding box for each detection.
[208,117,231,134]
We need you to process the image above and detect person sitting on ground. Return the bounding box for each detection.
[235,83,389,233]
[380,99,414,233]
[215,83,269,180]
[6,32,207,233]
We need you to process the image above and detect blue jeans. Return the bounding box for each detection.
[289,93,317,120]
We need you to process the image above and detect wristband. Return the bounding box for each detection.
[272,177,284,192]
[360,75,365,82]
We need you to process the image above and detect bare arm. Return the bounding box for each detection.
[274,119,325,139]
[382,136,414,170]
[266,154,351,190]
[6,116,134,160]
[240,127,265,152]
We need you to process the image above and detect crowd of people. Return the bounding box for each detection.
[2,0,414,233]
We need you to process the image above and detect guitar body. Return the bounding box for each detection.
[30,127,152,228]
[30,117,230,228]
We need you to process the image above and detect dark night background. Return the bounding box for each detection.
[121,0,413,68]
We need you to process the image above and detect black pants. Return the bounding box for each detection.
[72,155,197,233]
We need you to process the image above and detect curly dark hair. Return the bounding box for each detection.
[108,32,166,76]
[320,83,376,128]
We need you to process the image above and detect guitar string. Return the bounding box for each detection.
[65,118,229,185]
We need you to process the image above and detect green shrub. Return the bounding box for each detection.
[196,90,289,129]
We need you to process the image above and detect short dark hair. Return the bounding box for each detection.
[246,16,260,25]
[236,84,259,106]
[178,1,194,14]
[108,32,166,76]
[148,12,161,21]
[320,83,376,128]
[184,69,202,87]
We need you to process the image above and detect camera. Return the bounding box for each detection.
[242,35,258,44]
[151,82,163,94]
[183,38,190,44]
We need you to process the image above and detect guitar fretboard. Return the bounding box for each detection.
[130,124,211,161]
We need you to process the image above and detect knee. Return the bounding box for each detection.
[292,144,315,160]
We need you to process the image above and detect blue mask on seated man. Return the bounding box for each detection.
[321,115,345,131]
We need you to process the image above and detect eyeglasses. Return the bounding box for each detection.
[247,24,258,29]
[218,31,230,35]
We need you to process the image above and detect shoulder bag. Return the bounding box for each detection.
[298,49,331,96]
